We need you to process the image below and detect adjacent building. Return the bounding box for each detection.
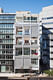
[0,8,16,72]
[39,5,53,70]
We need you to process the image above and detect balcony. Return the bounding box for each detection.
[31,49,38,57]
[23,35,30,38]
[31,65,39,70]
[31,44,38,48]
[31,58,39,70]
[16,43,22,48]
[24,43,30,47]
[16,35,22,37]
[24,20,37,23]
[16,32,22,37]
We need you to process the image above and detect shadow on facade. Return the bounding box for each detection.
[40,25,52,72]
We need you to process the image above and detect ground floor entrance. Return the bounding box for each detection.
[0,65,14,73]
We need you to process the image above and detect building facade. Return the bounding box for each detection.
[14,11,40,72]
[0,8,15,72]
[39,5,53,70]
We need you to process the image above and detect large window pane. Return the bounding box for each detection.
[24,29,29,35]
[31,58,38,65]
[16,48,22,56]
[24,48,30,55]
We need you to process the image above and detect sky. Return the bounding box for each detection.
[0,0,53,13]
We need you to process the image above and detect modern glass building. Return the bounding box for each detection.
[39,5,53,71]
[0,8,16,72]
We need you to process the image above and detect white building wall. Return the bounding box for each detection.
[14,12,40,72]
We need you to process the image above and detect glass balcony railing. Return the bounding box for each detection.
[17,32,22,35]
[24,43,30,45]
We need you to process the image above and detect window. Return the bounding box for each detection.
[1,61,5,64]
[32,50,36,54]
[10,45,13,48]
[51,52,53,54]
[2,50,5,54]
[6,45,9,48]
[6,35,9,39]
[31,59,38,65]
[17,31,22,35]
[43,41,46,49]
[1,55,5,59]
[16,48,22,56]
[2,45,5,48]
[24,40,29,44]
[6,50,13,53]
[17,39,22,45]
[6,45,13,48]
[6,66,9,71]
[2,35,5,39]
[31,17,37,20]
[0,50,2,54]
[6,55,13,59]
[0,45,2,48]
[27,17,30,20]
[24,16,26,20]
[31,40,37,44]
[24,48,30,55]
[0,39,2,43]
[35,40,37,44]
[1,66,6,72]
[31,49,38,55]
[25,29,29,35]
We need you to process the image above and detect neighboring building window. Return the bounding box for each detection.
[0,39,2,43]
[24,48,30,55]
[10,45,13,48]
[2,50,5,54]
[2,45,5,48]
[42,17,53,20]
[6,45,13,48]
[1,61,5,64]
[6,55,13,59]
[42,22,53,24]
[6,35,9,39]
[31,59,38,65]
[43,40,46,49]
[6,50,13,53]
[0,55,5,59]
[25,29,29,35]
[0,45,2,48]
